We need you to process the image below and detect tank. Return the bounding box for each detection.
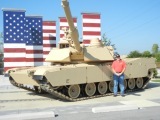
[7,0,156,101]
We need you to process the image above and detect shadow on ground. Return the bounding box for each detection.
[146,82,160,89]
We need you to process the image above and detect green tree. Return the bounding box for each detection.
[142,51,152,58]
[152,44,159,54]
[154,53,160,62]
[101,33,116,50]
[127,50,142,58]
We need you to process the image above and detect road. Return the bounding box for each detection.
[0,76,160,120]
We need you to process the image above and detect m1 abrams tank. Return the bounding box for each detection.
[7,0,156,101]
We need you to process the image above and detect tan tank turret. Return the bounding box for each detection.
[7,0,156,101]
[45,0,114,63]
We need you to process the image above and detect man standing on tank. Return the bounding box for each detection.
[112,53,126,97]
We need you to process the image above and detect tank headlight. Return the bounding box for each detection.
[27,70,35,77]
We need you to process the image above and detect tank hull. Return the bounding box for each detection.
[40,58,155,87]
[7,57,156,101]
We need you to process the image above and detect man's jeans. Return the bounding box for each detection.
[113,74,124,95]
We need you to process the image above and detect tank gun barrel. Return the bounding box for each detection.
[61,0,81,52]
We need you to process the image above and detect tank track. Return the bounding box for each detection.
[9,77,41,93]
[9,76,152,102]
[39,77,152,102]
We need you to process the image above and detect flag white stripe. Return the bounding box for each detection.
[43,55,48,58]
[83,19,101,23]
[4,53,26,57]
[83,44,90,46]
[43,40,56,44]
[26,62,44,66]
[4,43,25,48]
[83,36,101,39]
[83,27,101,31]
[26,54,43,58]
[60,30,65,34]
[43,26,56,29]
[43,47,53,51]
[4,62,26,67]
[26,46,43,50]
[43,33,56,37]
[60,29,78,33]
[43,40,56,43]
[60,23,77,26]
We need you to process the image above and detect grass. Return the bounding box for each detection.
[151,79,160,82]
[156,62,160,68]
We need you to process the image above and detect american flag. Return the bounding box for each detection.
[3,9,57,71]
[59,17,77,40]
[3,9,26,71]
[43,21,56,65]
[25,16,43,67]
[82,13,101,45]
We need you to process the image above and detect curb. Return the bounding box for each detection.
[0,111,56,120]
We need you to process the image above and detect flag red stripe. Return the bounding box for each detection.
[60,26,69,30]
[43,44,56,47]
[83,31,101,35]
[26,58,44,62]
[82,14,100,19]
[60,34,64,38]
[4,48,26,52]
[4,58,26,62]
[83,40,90,44]
[4,67,23,72]
[43,37,56,40]
[83,23,100,27]
[43,51,50,54]
[59,17,77,22]
[43,30,56,33]
[43,22,56,26]
[26,50,43,54]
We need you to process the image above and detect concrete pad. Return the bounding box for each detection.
[0,111,55,120]
[120,100,160,108]
[92,104,140,113]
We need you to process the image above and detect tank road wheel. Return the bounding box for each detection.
[148,69,154,78]
[136,78,144,89]
[68,85,80,99]
[98,82,108,95]
[109,81,114,93]
[128,78,136,90]
[85,83,96,97]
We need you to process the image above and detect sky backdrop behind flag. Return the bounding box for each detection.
[0,0,160,55]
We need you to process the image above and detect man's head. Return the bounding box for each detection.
[114,53,121,60]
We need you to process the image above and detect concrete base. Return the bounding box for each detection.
[92,105,139,113]
[0,111,55,120]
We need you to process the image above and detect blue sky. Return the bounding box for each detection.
[0,0,160,55]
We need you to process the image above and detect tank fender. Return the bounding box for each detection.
[34,68,48,75]
[33,69,48,80]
